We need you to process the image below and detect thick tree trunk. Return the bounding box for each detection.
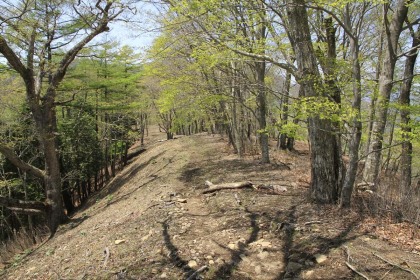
[400,25,419,194]
[40,105,66,235]
[363,0,411,185]
[287,0,341,203]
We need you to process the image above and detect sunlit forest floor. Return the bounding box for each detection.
[1,126,419,279]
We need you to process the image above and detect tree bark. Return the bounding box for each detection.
[255,4,269,163]
[340,5,363,207]
[400,25,420,194]
[286,0,342,203]
[363,0,412,185]
[278,72,292,150]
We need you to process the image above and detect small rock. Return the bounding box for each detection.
[188,260,198,268]
[286,262,303,273]
[250,239,272,248]
[314,254,327,264]
[257,251,269,260]
[206,255,213,260]
[303,270,314,278]
[114,239,126,245]
[160,272,168,278]
[142,234,151,242]
[255,265,262,274]
[228,243,237,250]
[152,268,158,274]
[215,257,225,265]
[176,198,187,203]
[288,253,300,261]
[208,260,215,265]
[305,260,314,266]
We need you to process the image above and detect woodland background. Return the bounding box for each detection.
[0,0,419,253]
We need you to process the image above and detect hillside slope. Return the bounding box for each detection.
[1,128,420,279]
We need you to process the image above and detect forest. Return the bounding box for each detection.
[0,0,419,278]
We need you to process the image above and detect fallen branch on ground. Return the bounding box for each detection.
[202,181,289,195]
[202,181,253,194]
[186,265,208,280]
[0,196,46,214]
[345,262,371,280]
[372,252,419,279]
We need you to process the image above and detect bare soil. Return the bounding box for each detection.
[1,126,419,280]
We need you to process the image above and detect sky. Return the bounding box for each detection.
[107,2,162,54]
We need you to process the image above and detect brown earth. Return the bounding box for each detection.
[1,126,419,280]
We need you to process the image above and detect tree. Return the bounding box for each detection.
[400,25,420,194]
[285,0,343,203]
[363,0,413,185]
[0,0,128,236]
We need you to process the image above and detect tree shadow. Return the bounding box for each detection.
[272,206,362,279]
[78,151,167,213]
[161,219,197,279]
[211,208,260,279]
[276,206,297,279]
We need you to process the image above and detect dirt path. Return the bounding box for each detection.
[1,128,419,279]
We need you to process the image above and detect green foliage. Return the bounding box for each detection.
[58,108,102,181]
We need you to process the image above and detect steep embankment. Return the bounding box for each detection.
[2,128,420,280]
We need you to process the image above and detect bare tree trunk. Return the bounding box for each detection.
[230,61,245,156]
[278,72,292,150]
[383,110,397,173]
[363,0,412,185]
[255,5,269,163]
[341,5,363,207]
[286,0,342,203]
[365,23,384,158]
[256,56,269,163]
[400,25,420,194]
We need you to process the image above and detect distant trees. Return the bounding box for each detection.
[145,0,420,209]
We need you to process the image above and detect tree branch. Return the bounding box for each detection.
[0,196,47,212]
[0,35,30,79]
[0,143,46,179]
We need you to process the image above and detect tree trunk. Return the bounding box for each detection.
[365,26,384,158]
[287,0,341,203]
[383,110,397,173]
[278,72,292,150]
[400,25,420,194]
[255,7,269,164]
[340,6,363,207]
[256,59,269,163]
[230,61,245,156]
[363,0,412,185]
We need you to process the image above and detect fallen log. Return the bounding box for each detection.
[126,146,146,162]
[256,184,288,194]
[202,181,254,194]
[0,196,47,213]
